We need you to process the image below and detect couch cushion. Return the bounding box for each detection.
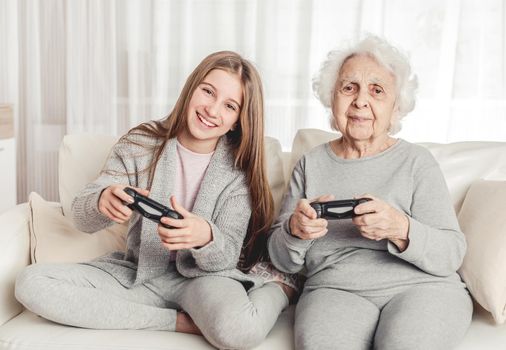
[59,134,118,217]
[264,136,286,216]
[29,192,127,263]
[1,306,505,350]
[0,203,30,326]
[420,142,506,213]
[457,302,506,350]
[458,180,506,324]
[0,308,295,350]
[290,129,506,213]
[58,134,286,217]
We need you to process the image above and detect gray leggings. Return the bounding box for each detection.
[15,263,288,349]
[294,285,473,350]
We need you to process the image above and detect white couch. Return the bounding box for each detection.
[1,128,506,350]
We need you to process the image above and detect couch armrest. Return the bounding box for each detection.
[0,203,30,326]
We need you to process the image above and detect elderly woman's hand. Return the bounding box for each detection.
[352,194,410,251]
[289,195,334,240]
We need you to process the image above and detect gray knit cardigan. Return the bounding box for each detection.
[71,133,263,290]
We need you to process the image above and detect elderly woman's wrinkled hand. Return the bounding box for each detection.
[352,194,410,251]
[289,195,334,240]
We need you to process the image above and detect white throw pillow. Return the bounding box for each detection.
[458,180,506,324]
[29,192,127,264]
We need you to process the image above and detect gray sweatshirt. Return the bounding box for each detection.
[268,140,467,296]
[72,133,262,290]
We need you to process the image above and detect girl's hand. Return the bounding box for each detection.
[158,196,212,251]
[98,184,149,223]
[352,194,410,251]
[289,194,334,240]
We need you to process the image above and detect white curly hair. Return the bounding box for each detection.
[312,35,418,134]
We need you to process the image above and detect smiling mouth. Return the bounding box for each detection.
[197,112,217,127]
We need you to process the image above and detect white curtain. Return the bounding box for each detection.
[0,0,505,202]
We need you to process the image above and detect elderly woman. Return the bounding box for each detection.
[268,36,473,350]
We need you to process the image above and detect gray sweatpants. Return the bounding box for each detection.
[294,284,472,350]
[15,263,288,349]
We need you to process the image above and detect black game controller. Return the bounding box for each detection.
[123,187,183,228]
[310,198,371,220]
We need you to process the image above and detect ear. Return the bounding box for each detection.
[393,100,400,115]
[329,113,339,132]
[388,103,401,133]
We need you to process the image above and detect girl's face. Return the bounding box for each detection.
[179,69,243,153]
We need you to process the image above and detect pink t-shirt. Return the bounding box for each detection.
[170,141,214,261]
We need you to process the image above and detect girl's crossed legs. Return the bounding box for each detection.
[16,263,289,349]
[15,263,181,330]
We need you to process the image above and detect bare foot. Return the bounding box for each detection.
[275,282,297,304]
[176,311,202,335]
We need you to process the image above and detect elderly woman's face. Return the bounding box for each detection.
[332,55,397,142]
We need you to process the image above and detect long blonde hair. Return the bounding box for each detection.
[123,51,273,271]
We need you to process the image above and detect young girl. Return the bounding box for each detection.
[15,51,295,349]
